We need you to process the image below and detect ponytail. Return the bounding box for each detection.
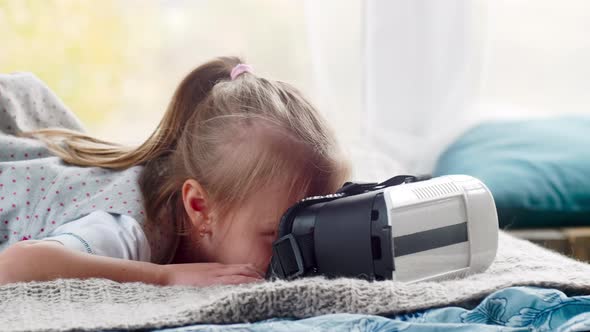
[20,56,242,170]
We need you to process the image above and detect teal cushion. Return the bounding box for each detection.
[433,116,590,228]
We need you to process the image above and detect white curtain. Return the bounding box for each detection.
[305,0,488,180]
[304,0,414,181]
[306,0,590,181]
[364,0,488,175]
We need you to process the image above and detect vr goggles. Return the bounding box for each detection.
[266,174,498,283]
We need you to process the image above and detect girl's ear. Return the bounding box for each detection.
[181,179,211,227]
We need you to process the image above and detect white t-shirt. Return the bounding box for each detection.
[41,210,151,262]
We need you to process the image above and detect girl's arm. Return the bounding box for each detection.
[0,241,264,286]
[0,240,165,285]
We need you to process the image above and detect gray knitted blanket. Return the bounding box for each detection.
[2,232,590,331]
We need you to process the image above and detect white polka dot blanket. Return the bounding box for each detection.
[0,73,177,264]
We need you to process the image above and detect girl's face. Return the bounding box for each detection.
[194,181,302,274]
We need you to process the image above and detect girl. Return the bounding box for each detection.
[0,56,351,287]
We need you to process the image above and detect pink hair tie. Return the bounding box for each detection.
[230,64,254,80]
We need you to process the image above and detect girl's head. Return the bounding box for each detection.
[151,57,351,271]
[27,56,351,272]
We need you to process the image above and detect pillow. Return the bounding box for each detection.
[433,116,590,229]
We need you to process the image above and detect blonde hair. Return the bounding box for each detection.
[21,56,351,233]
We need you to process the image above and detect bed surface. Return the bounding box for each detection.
[3,232,590,331]
[149,286,590,332]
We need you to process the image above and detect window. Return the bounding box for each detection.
[1,0,363,145]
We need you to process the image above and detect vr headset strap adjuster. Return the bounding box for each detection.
[271,234,305,279]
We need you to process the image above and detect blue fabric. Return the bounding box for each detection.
[147,287,590,332]
[433,116,590,228]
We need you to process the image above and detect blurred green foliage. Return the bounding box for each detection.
[0,0,129,125]
[0,0,312,142]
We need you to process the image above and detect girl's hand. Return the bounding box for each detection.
[159,262,265,287]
